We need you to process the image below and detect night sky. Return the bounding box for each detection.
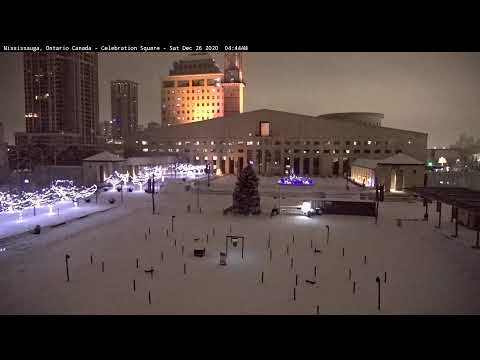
[1,52,480,148]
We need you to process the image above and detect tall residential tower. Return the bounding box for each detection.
[110,80,139,145]
[16,52,99,166]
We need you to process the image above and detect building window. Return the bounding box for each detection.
[364,149,371,153]
[323,149,330,154]
[259,121,270,137]
[385,149,392,154]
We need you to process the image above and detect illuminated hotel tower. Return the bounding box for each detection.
[161,52,246,127]
[161,53,224,127]
[223,52,245,118]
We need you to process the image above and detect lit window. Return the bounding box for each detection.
[141,140,148,145]
[204,156,208,161]
[260,121,270,137]
[213,156,217,160]
[408,140,412,144]
[346,149,350,154]
[195,156,200,160]
[247,141,253,146]
[367,140,372,145]
[211,141,215,145]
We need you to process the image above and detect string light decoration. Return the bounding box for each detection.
[277,172,314,186]
[0,180,97,216]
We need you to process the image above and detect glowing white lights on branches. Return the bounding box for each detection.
[0,180,97,216]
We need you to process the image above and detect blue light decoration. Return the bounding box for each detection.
[277,173,314,186]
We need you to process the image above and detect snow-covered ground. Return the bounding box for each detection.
[1,177,479,314]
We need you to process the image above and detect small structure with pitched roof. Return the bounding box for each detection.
[351,153,425,192]
[82,151,126,185]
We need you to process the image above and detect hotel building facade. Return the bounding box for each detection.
[161,53,244,127]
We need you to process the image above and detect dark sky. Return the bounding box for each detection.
[1,52,480,147]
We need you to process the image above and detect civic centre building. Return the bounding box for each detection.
[137,109,428,190]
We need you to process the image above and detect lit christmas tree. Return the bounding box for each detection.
[232,165,261,215]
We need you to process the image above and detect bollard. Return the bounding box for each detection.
[353,281,356,294]
[342,248,344,257]
[384,271,387,283]
[148,291,151,305]
[182,245,184,256]
[90,254,93,264]
[349,268,352,280]
[102,261,104,273]
[270,249,272,262]
[161,251,164,262]
[184,263,186,275]
[296,274,298,286]
[175,239,176,248]
[149,227,151,235]
[261,271,264,284]
[314,265,317,277]
[293,287,296,301]
[292,234,295,244]
[133,279,136,292]
[290,257,293,270]
[136,258,139,269]
[316,305,319,315]
[364,256,367,265]
[213,227,215,237]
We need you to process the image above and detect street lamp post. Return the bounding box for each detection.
[376,276,381,311]
[151,174,155,215]
[65,254,71,282]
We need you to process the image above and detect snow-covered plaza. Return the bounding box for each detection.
[1,176,480,314]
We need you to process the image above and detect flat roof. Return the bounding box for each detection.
[405,186,480,213]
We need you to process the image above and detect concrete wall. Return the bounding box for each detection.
[375,165,424,191]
